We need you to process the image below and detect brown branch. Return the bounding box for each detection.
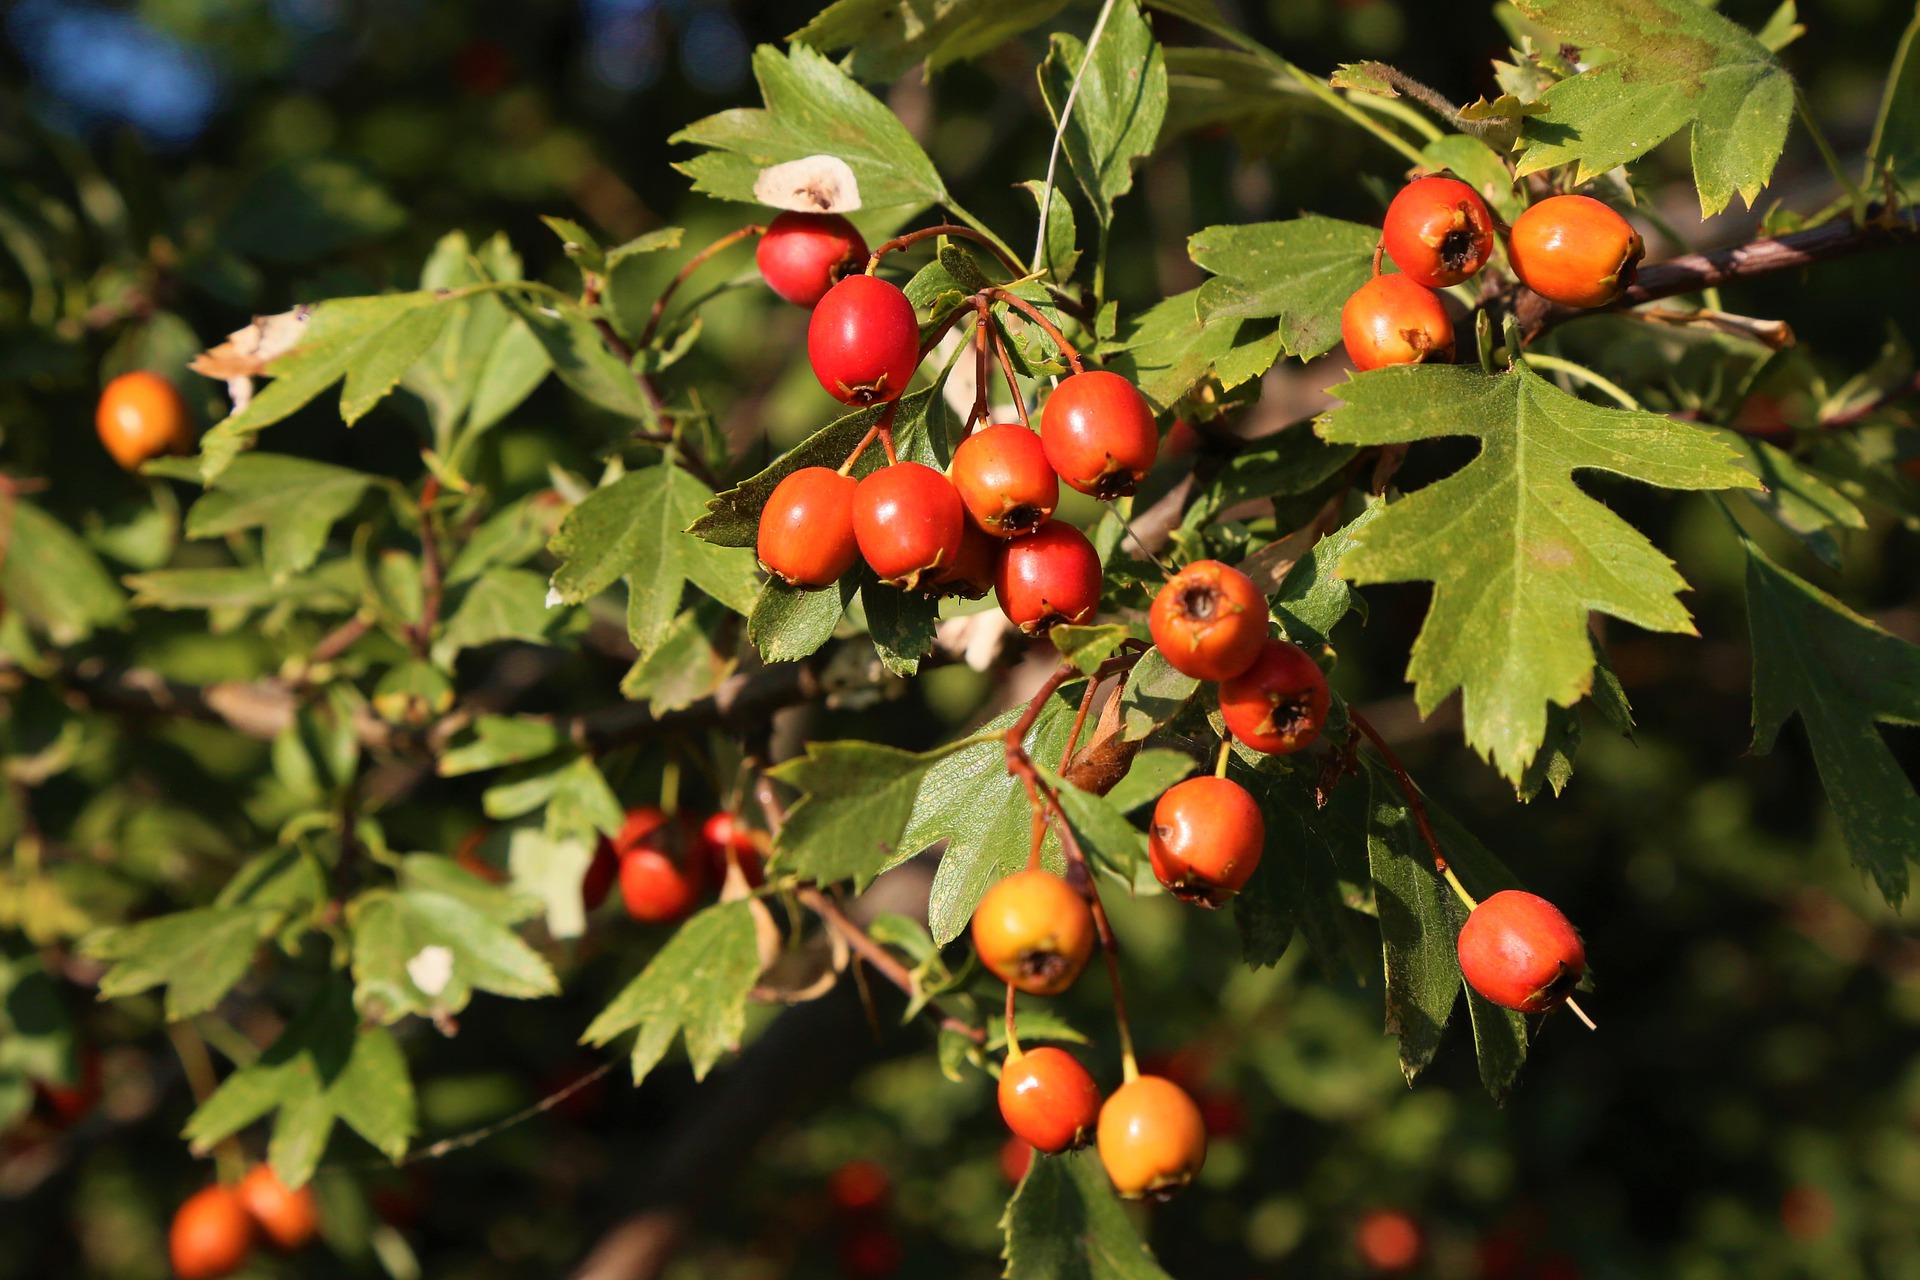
[794,887,984,1044]
[867,223,1027,279]
[982,287,1084,374]
[640,225,764,348]
[411,476,444,659]
[1349,708,1447,875]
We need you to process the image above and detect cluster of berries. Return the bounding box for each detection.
[1341,175,1646,372]
[593,807,765,924]
[170,1166,318,1280]
[752,212,1158,635]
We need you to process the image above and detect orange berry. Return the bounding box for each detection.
[970,870,1094,996]
[1096,1075,1207,1198]
[96,371,193,470]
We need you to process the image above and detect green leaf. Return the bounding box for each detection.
[496,293,655,424]
[349,886,558,1024]
[690,388,941,548]
[1272,500,1383,647]
[1420,135,1525,221]
[126,563,358,615]
[1187,423,1358,525]
[581,900,762,1084]
[183,454,375,579]
[1513,0,1795,216]
[621,600,740,711]
[437,715,566,777]
[540,216,605,275]
[432,568,563,666]
[185,981,417,1187]
[1037,766,1146,883]
[1102,749,1197,815]
[0,498,127,643]
[547,465,756,654]
[792,0,1070,82]
[0,952,74,1089]
[1236,766,1373,975]
[1318,362,1759,781]
[340,303,453,426]
[1869,5,1920,195]
[466,316,553,436]
[748,575,856,663]
[1365,758,1468,1083]
[914,697,1078,944]
[1745,539,1920,906]
[1001,1147,1173,1280]
[505,826,595,942]
[1038,2,1168,228]
[84,906,280,1020]
[1051,623,1130,675]
[771,736,981,889]
[673,43,948,210]
[1189,216,1379,360]
[607,227,686,268]
[1721,430,1866,571]
[1118,648,1201,742]
[1020,178,1081,285]
[1105,288,1281,412]
[197,293,445,480]
[861,579,939,676]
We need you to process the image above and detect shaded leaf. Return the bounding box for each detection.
[1001,1147,1173,1280]
[1038,2,1168,227]
[1190,216,1379,360]
[581,901,762,1083]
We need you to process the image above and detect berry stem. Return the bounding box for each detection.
[981,287,1085,374]
[639,224,764,348]
[1563,996,1599,1031]
[167,1021,247,1183]
[1371,237,1385,278]
[968,297,993,433]
[837,403,898,476]
[1349,708,1451,878]
[1440,864,1480,913]
[1214,733,1232,779]
[1004,983,1022,1058]
[989,312,1031,426]
[866,223,1027,279]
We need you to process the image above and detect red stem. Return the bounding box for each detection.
[867,223,1027,279]
[982,287,1084,374]
[640,224,764,348]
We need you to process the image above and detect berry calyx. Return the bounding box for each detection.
[1381,175,1495,288]
[96,370,193,471]
[1040,370,1159,499]
[237,1165,320,1251]
[1148,776,1265,907]
[1148,559,1268,681]
[1341,274,1455,372]
[807,274,921,406]
[758,466,860,588]
[1456,889,1587,1013]
[995,519,1102,636]
[610,807,703,924]
[852,461,966,590]
[1218,638,1330,755]
[970,869,1095,996]
[170,1184,255,1280]
[950,423,1059,537]
[930,521,999,600]
[756,211,868,307]
[1506,194,1644,309]
[1096,1075,1207,1199]
[999,1045,1101,1154]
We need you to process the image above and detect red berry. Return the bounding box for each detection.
[170,1184,255,1280]
[582,836,619,912]
[1148,559,1268,681]
[999,1046,1101,1154]
[1507,195,1643,309]
[950,423,1059,538]
[1218,638,1329,755]
[995,519,1102,636]
[1341,274,1455,372]
[237,1165,319,1251]
[827,1159,891,1214]
[1355,1208,1424,1274]
[808,275,921,406]
[1456,890,1586,1013]
[612,807,703,924]
[971,869,1095,996]
[1381,175,1495,287]
[1096,1075,1207,1199]
[1149,776,1265,907]
[930,521,999,600]
[852,461,966,590]
[1040,370,1158,499]
[838,1223,903,1279]
[759,466,860,588]
[699,812,765,888]
[757,212,868,307]
[1780,1185,1835,1242]
[97,370,193,471]
[998,1135,1034,1184]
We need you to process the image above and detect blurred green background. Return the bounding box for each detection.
[5,1,1920,1278]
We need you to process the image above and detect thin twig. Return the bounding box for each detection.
[868,223,1026,279]
[982,287,1084,374]
[640,225,763,348]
